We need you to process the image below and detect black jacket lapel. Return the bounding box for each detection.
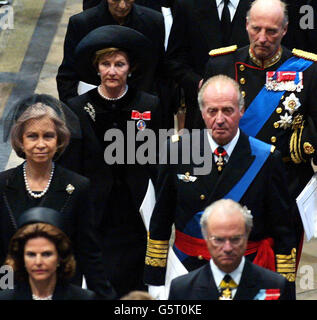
[194,0,223,50]
[192,264,220,300]
[234,260,258,300]
[3,164,28,226]
[207,131,255,201]
[40,165,73,214]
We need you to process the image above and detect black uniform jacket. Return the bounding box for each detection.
[203,45,317,199]
[144,130,296,285]
[57,1,165,103]
[0,281,96,300]
[168,260,292,300]
[0,164,116,300]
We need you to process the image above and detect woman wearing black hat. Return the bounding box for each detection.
[58,25,161,297]
[0,95,116,299]
[0,207,96,300]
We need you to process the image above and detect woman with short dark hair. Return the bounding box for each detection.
[0,208,96,300]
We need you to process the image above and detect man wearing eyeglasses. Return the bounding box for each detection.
[144,74,296,299]
[57,0,165,104]
[169,199,292,300]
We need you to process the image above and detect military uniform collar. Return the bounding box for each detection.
[249,46,283,69]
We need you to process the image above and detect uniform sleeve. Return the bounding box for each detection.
[265,150,297,283]
[144,144,178,285]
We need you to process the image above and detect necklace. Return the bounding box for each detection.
[97,85,128,101]
[32,294,53,300]
[23,162,55,199]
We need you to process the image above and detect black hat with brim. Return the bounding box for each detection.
[75,25,152,85]
[17,207,65,231]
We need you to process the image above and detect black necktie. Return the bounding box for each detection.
[214,146,227,173]
[221,0,231,46]
[219,274,238,300]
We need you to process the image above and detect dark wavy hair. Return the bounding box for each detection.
[5,223,76,282]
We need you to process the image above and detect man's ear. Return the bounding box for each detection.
[282,22,288,37]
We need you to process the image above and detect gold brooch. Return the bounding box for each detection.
[66,184,75,194]
[303,142,315,155]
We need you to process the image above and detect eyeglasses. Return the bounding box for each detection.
[208,235,246,247]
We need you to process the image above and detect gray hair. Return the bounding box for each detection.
[198,75,244,112]
[200,199,253,239]
[11,102,70,159]
[246,0,289,27]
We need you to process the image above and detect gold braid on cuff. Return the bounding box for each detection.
[276,248,296,282]
[145,233,169,268]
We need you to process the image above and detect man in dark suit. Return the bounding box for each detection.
[165,0,254,129]
[203,0,317,257]
[57,0,165,104]
[169,199,292,300]
[144,74,296,299]
[83,0,174,11]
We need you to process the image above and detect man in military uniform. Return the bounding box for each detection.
[203,0,317,257]
[144,75,296,298]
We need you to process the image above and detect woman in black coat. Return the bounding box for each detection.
[0,94,115,299]
[58,25,161,297]
[0,208,96,300]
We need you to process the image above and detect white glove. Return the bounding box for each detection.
[148,285,167,300]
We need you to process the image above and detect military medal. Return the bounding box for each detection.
[136,119,146,131]
[214,147,227,172]
[282,93,301,114]
[265,71,303,92]
[131,110,151,131]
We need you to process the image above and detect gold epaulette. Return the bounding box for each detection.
[209,45,238,57]
[145,233,169,268]
[171,134,180,143]
[276,248,296,282]
[292,48,317,62]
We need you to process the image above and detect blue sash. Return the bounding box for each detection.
[223,136,271,201]
[180,137,272,244]
[239,56,313,136]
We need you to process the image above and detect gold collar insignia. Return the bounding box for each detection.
[249,47,283,69]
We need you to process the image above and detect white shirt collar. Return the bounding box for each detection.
[216,0,239,10]
[216,0,239,20]
[207,128,240,158]
[210,256,245,289]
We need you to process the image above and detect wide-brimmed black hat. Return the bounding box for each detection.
[75,25,152,85]
[17,207,65,230]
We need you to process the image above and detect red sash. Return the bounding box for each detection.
[174,230,276,271]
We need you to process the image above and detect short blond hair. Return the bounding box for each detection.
[10,102,70,159]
